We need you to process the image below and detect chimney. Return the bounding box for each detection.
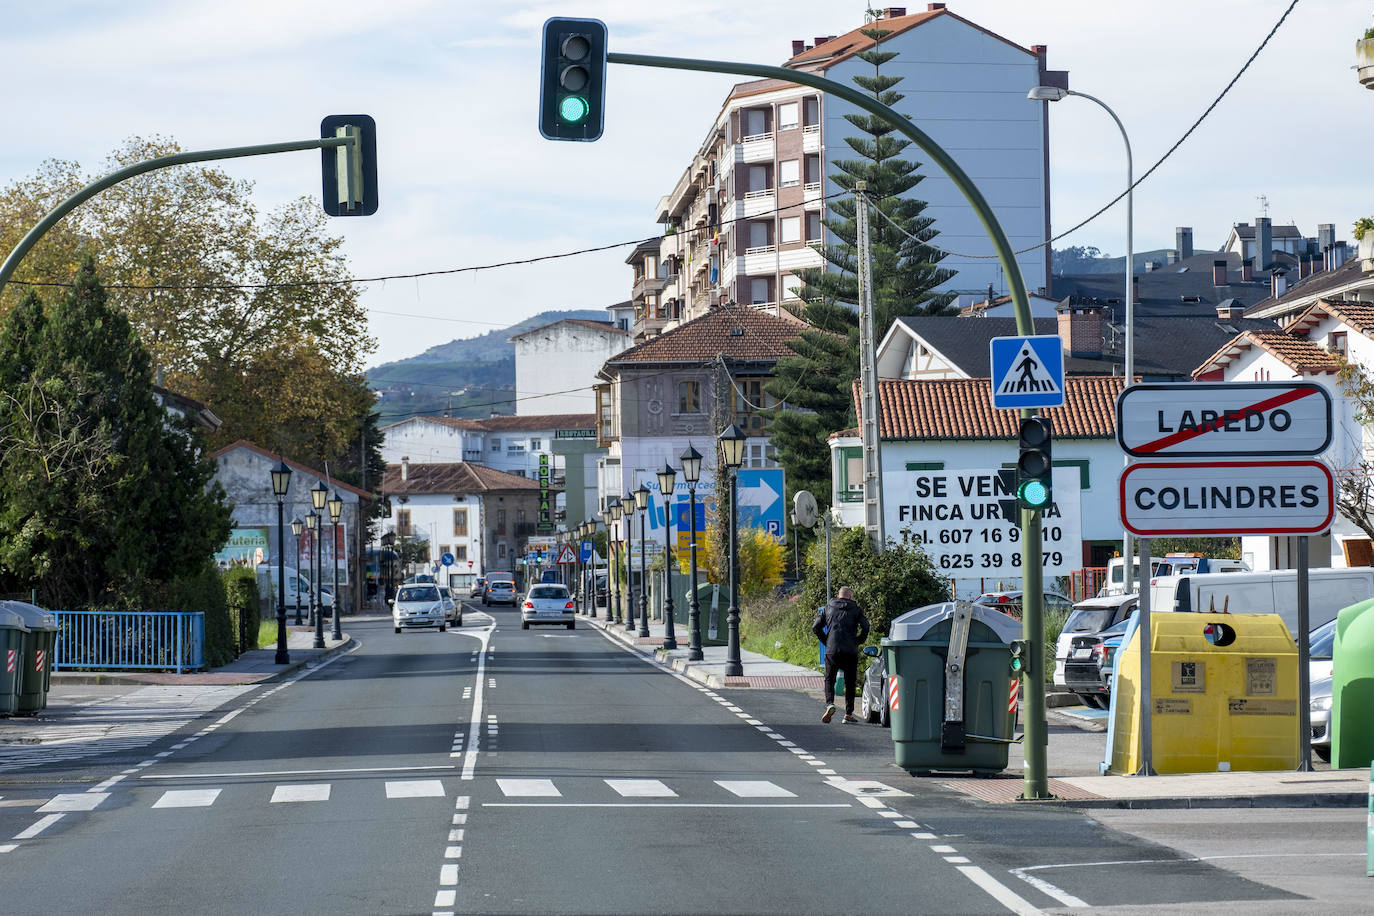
[885,6,909,15]
[791,39,805,56]
[925,3,944,10]
[1216,302,1245,320]
[1271,268,1288,299]
[401,456,409,483]
[1056,305,1103,358]
[1176,226,1193,261]
[1318,223,1335,253]
[1332,241,1351,270]
[1299,255,1312,279]
[1240,259,1253,282]
[1323,246,1332,272]
[1255,217,1272,269]
[814,36,829,46]
[1212,260,1228,285]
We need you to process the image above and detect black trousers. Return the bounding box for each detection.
[823,649,858,713]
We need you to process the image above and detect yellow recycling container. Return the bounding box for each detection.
[1111,612,1298,774]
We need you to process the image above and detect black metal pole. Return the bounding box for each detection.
[307,524,316,627]
[589,528,598,618]
[662,494,677,650]
[725,469,743,677]
[638,509,650,638]
[275,498,289,664]
[611,529,622,624]
[688,486,702,661]
[624,518,637,633]
[331,518,343,641]
[293,532,303,626]
[313,524,326,649]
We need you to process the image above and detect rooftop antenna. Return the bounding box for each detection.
[1256,194,1270,217]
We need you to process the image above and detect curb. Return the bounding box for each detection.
[50,636,356,687]
[1033,792,1367,811]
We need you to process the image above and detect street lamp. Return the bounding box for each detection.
[656,462,678,651]
[310,480,328,641]
[290,517,304,625]
[634,483,651,638]
[576,521,589,615]
[680,445,704,661]
[585,519,599,618]
[718,423,748,677]
[270,461,292,665]
[623,492,637,633]
[1029,83,1134,569]
[608,498,623,625]
[306,511,324,649]
[328,491,344,642]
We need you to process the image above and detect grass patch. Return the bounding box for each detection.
[256,620,279,650]
[739,596,821,670]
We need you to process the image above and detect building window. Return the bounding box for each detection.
[497,509,507,535]
[778,102,799,131]
[779,159,800,188]
[806,212,823,242]
[746,442,777,468]
[803,96,819,127]
[453,508,468,537]
[734,377,775,432]
[490,438,500,451]
[782,274,802,300]
[498,543,507,559]
[454,545,467,561]
[750,278,771,305]
[531,438,541,450]
[804,154,821,184]
[780,217,801,244]
[837,447,864,502]
[440,544,451,561]
[677,380,701,414]
[1329,331,1347,356]
[396,509,412,537]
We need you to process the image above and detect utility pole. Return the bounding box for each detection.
[855,182,886,553]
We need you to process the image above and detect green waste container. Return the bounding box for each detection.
[4,601,58,715]
[1332,597,1374,769]
[882,601,1022,776]
[0,603,26,717]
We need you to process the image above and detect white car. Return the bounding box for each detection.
[392,583,447,633]
[521,584,576,630]
[437,586,462,626]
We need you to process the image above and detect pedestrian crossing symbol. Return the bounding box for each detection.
[989,335,1065,409]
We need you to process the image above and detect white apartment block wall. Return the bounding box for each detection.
[380,419,474,464]
[514,323,629,416]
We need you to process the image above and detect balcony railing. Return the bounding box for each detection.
[745,245,776,256]
[741,132,773,143]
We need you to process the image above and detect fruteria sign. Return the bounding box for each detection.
[1119,460,1334,536]
[886,467,1081,577]
[1116,382,1332,459]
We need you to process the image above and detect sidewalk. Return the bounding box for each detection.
[576,604,1370,810]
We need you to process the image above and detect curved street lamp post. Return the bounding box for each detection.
[681,445,704,661]
[270,462,292,665]
[719,425,748,678]
[656,463,678,651]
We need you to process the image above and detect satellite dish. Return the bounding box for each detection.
[793,490,818,529]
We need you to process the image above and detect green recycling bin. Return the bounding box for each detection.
[0,603,26,717]
[882,601,1022,776]
[4,601,59,715]
[1332,596,1374,769]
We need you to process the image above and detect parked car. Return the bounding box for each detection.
[1098,554,1250,597]
[1063,619,1129,708]
[521,583,576,630]
[858,645,889,727]
[973,590,1072,620]
[595,573,608,608]
[484,579,517,607]
[1053,594,1137,687]
[392,583,447,633]
[1308,618,1335,683]
[1309,674,1332,762]
[470,577,487,600]
[437,586,462,626]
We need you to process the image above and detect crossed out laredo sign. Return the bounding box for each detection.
[1117,382,1335,537]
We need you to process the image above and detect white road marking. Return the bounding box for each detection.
[1010,870,1088,908]
[434,890,456,907]
[497,778,561,797]
[0,844,16,853]
[386,780,446,799]
[439,864,458,885]
[448,829,464,842]
[152,789,220,809]
[956,864,1043,915]
[716,780,796,798]
[895,820,919,829]
[15,814,63,838]
[823,776,912,798]
[930,845,957,853]
[483,802,850,809]
[270,784,331,803]
[858,797,886,809]
[461,622,495,781]
[38,793,107,813]
[143,764,455,779]
[606,779,677,798]
[911,832,937,839]
[945,856,971,864]
[444,846,462,858]
[877,811,902,819]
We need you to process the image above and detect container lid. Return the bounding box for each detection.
[0,603,25,630]
[0,600,57,631]
[885,601,1022,644]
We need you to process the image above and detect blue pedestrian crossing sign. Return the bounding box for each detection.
[989,335,1065,409]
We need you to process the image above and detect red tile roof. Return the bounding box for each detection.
[381,461,543,496]
[786,8,1033,70]
[854,377,1124,440]
[1287,298,1374,338]
[1192,329,1343,378]
[605,306,805,368]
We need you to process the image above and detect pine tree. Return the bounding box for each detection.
[0,258,231,608]
[767,16,957,505]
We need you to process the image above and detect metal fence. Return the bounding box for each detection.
[53,611,205,673]
[1068,567,1108,602]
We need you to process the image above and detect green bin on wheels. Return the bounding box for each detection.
[0,603,27,716]
[881,601,1022,776]
[3,601,59,715]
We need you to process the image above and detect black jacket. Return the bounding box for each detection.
[812,598,870,655]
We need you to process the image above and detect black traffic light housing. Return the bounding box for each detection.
[320,115,378,217]
[1009,639,1030,676]
[1016,415,1053,511]
[539,17,608,142]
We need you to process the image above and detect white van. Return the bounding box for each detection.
[1148,567,1374,636]
[256,564,333,612]
[1098,554,1250,596]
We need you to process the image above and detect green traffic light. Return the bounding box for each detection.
[1018,479,1050,509]
[559,95,590,123]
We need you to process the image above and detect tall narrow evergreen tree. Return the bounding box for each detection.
[766,16,957,505]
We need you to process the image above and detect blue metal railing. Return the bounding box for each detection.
[53,611,205,673]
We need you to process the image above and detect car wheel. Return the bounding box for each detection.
[394,626,401,633]
[1314,745,1331,763]
[880,701,890,729]
[522,621,530,630]
[862,694,880,724]
[567,622,575,630]
[439,623,446,632]
[1077,694,1107,710]
[455,616,462,627]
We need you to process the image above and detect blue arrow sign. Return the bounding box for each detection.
[736,468,785,539]
[441,552,455,567]
[989,335,1065,409]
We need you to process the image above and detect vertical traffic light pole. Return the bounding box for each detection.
[598,51,1049,799]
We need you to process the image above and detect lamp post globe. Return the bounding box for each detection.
[656,463,678,651]
[681,445,704,661]
[623,492,637,632]
[634,483,651,638]
[608,498,623,625]
[290,517,304,625]
[718,424,747,677]
[270,461,292,665]
[327,491,344,642]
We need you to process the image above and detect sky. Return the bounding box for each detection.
[2,0,1371,369]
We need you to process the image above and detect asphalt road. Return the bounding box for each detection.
[0,600,1353,914]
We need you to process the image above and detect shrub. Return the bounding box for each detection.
[799,526,948,638]
[701,523,785,600]
[223,567,261,657]
[147,561,234,668]
[740,594,821,669]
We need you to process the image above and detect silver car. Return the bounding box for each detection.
[437,586,462,626]
[392,583,447,633]
[484,579,517,607]
[521,584,576,630]
[1310,674,1332,762]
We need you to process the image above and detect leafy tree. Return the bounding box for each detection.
[1051,245,1107,276]
[798,525,948,637]
[1329,357,1374,539]
[767,15,956,506]
[1138,537,1241,560]
[0,260,232,609]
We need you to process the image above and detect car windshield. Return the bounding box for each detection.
[1099,620,1130,639]
[1309,619,1336,659]
[438,587,450,598]
[530,586,569,599]
[1063,608,1115,633]
[397,586,438,602]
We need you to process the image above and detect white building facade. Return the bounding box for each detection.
[511,319,630,416]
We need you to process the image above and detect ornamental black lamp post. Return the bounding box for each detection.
[586,519,599,618]
[634,482,651,638]
[623,492,637,633]
[306,512,325,649]
[656,463,678,651]
[328,491,344,642]
[271,461,292,665]
[607,498,623,624]
[680,445,704,661]
[310,481,328,642]
[718,424,748,677]
[576,521,588,614]
[290,516,304,625]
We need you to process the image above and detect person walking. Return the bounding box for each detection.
[813,586,870,723]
